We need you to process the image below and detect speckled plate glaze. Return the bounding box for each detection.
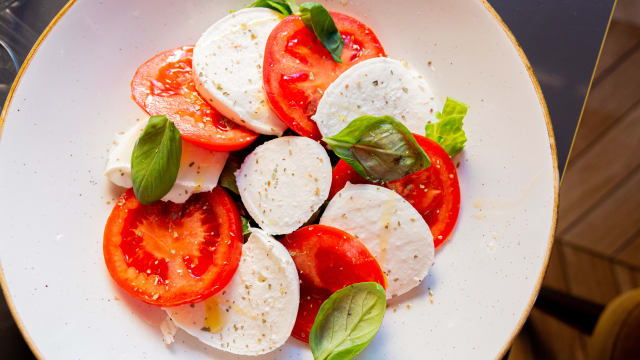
[0,0,557,359]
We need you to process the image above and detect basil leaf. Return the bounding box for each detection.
[241,216,251,236]
[310,282,386,360]
[323,115,430,182]
[131,116,182,205]
[285,0,300,14]
[425,97,469,156]
[247,1,343,62]
[248,0,292,15]
[299,2,344,63]
[219,156,241,195]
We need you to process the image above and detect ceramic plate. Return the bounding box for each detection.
[0,0,557,358]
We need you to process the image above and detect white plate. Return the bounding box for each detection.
[0,0,558,359]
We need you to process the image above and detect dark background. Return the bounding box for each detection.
[0,0,615,358]
[490,0,615,173]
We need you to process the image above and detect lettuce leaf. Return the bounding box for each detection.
[425,97,469,156]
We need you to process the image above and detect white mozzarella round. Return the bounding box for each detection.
[320,183,435,299]
[312,57,439,138]
[165,229,299,356]
[104,121,229,203]
[236,136,332,235]
[193,8,286,136]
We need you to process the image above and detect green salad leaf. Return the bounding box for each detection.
[299,2,344,63]
[310,282,386,360]
[131,116,182,205]
[425,97,469,156]
[323,115,430,182]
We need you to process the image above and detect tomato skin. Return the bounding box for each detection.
[282,225,386,342]
[263,12,386,139]
[103,187,243,306]
[329,135,461,248]
[131,46,258,151]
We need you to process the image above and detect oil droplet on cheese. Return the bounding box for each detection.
[231,304,259,320]
[203,297,226,333]
[378,193,395,266]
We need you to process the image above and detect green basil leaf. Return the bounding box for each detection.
[219,156,241,195]
[241,216,251,236]
[299,2,344,63]
[248,0,293,15]
[310,282,386,360]
[285,0,300,14]
[131,116,182,205]
[323,115,430,182]
[246,1,343,62]
[425,97,469,156]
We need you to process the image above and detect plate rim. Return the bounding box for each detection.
[0,0,559,359]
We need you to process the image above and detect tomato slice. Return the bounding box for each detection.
[282,225,386,342]
[131,46,258,151]
[329,134,461,248]
[103,187,243,306]
[263,12,386,139]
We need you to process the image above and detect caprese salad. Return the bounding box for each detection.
[102,1,468,358]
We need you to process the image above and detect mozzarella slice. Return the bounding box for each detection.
[165,229,299,356]
[104,121,228,203]
[312,57,439,138]
[193,8,286,136]
[320,183,434,298]
[236,136,331,235]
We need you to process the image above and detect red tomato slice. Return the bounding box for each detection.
[103,187,243,306]
[282,225,386,342]
[263,12,386,139]
[131,46,258,151]
[329,134,461,248]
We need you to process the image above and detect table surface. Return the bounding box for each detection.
[0,0,616,358]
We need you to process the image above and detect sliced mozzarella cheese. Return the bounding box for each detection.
[193,8,286,136]
[104,121,228,203]
[312,57,439,138]
[320,183,434,299]
[105,121,145,189]
[165,229,299,356]
[236,136,332,235]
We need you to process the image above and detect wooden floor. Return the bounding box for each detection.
[509,19,640,360]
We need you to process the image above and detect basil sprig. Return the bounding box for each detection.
[248,0,295,15]
[248,0,343,62]
[323,115,431,182]
[299,2,344,63]
[285,0,300,14]
[310,282,386,360]
[425,97,469,157]
[131,116,182,205]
